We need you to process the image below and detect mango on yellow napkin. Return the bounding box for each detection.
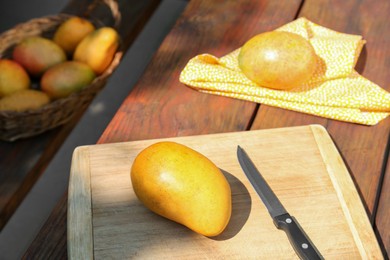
[179,17,390,125]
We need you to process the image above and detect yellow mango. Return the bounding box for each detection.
[0,59,30,97]
[0,89,50,112]
[131,142,232,237]
[73,27,119,75]
[53,16,95,55]
[238,31,317,90]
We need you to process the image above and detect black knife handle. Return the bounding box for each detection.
[273,213,323,260]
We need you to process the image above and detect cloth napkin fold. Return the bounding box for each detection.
[179,17,390,125]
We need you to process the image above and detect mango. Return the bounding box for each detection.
[12,36,67,77]
[0,59,30,97]
[0,89,50,112]
[53,16,95,55]
[238,31,317,90]
[131,142,232,237]
[41,61,96,99]
[73,27,119,75]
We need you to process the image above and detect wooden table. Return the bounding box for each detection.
[23,0,389,258]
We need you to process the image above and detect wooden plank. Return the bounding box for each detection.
[98,0,303,143]
[67,146,93,260]
[375,154,390,256]
[310,126,383,259]
[69,125,382,258]
[0,0,161,231]
[251,0,390,220]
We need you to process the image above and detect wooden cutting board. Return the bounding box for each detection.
[68,125,383,259]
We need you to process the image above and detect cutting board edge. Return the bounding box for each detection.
[310,125,383,259]
[72,124,317,151]
[68,146,94,260]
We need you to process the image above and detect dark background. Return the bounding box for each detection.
[0,0,68,33]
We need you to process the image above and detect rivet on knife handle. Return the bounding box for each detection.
[237,146,323,260]
[274,214,323,260]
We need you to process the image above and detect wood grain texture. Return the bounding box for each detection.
[376,151,390,256]
[310,126,383,259]
[69,125,382,259]
[67,147,93,260]
[252,0,390,221]
[98,0,303,143]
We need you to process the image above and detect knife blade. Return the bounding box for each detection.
[237,146,323,260]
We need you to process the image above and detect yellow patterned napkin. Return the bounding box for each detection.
[179,17,390,125]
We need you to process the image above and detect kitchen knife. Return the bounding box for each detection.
[237,146,323,260]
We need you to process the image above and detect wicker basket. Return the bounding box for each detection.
[0,0,123,141]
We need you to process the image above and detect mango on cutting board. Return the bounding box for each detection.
[73,27,119,75]
[131,141,232,237]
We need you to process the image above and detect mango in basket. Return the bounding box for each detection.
[12,36,66,77]
[131,142,232,237]
[73,27,119,75]
[41,61,96,99]
[0,89,50,112]
[53,16,95,55]
[0,59,30,97]
[238,31,317,90]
